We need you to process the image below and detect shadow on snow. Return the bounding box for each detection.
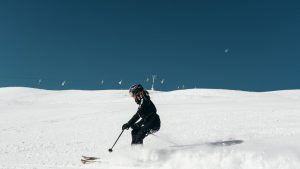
[169,139,244,149]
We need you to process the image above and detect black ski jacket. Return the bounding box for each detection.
[127,96,158,127]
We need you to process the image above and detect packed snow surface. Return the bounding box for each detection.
[1,87,300,169]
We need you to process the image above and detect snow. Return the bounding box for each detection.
[0,87,300,169]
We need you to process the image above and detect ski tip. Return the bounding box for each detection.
[81,159,87,164]
[81,155,100,160]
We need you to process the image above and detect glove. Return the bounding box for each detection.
[122,123,130,130]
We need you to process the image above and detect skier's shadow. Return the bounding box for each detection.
[208,139,244,147]
[170,139,244,149]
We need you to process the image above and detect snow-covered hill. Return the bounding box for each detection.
[0,87,300,169]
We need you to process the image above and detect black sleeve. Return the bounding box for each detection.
[127,113,140,127]
[136,98,149,114]
[127,98,151,126]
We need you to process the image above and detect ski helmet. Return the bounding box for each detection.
[129,84,144,97]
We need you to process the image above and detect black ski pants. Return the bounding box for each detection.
[131,114,160,144]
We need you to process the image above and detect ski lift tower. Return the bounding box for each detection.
[151,75,156,91]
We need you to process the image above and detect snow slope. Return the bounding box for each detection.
[0,87,300,169]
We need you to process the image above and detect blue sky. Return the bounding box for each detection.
[0,0,299,91]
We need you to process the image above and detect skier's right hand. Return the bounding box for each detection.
[122,123,130,130]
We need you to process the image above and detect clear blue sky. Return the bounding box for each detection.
[0,0,299,91]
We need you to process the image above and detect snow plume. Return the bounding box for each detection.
[102,140,300,169]
[0,87,300,169]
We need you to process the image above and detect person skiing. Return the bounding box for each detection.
[122,84,161,144]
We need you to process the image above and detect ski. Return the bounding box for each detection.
[82,155,100,160]
[81,155,102,164]
[81,158,102,164]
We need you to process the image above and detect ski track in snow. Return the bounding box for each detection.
[0,87,300,169]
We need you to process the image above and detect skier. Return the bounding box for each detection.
[122,84,161,144]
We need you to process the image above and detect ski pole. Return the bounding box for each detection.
[108,129,125,152]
